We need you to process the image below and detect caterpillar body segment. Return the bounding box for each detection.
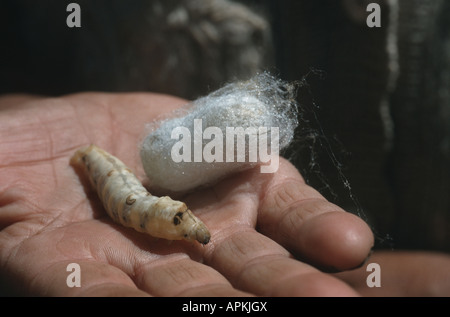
[71,144,211,245]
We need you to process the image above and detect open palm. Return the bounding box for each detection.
[0,93,373,296]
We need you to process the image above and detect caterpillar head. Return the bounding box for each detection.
[173,210,211,245]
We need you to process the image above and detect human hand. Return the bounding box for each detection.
[0,93,373,296]
[335,250,450,296]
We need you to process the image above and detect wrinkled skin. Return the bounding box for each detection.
[0,93,448,296]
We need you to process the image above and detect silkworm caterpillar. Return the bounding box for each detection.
[70,144,210,244]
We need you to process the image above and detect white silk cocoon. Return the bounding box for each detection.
[140,72,299,192]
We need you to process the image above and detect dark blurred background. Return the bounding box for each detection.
[1,0,449,252]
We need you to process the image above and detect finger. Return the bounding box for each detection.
[257,158,374,271]
[54,219,251,296]
[4,221,249,297]
[134,254,252,296]
[335,250,450,296]
[204,227,359,296]
[12,260,149,296]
